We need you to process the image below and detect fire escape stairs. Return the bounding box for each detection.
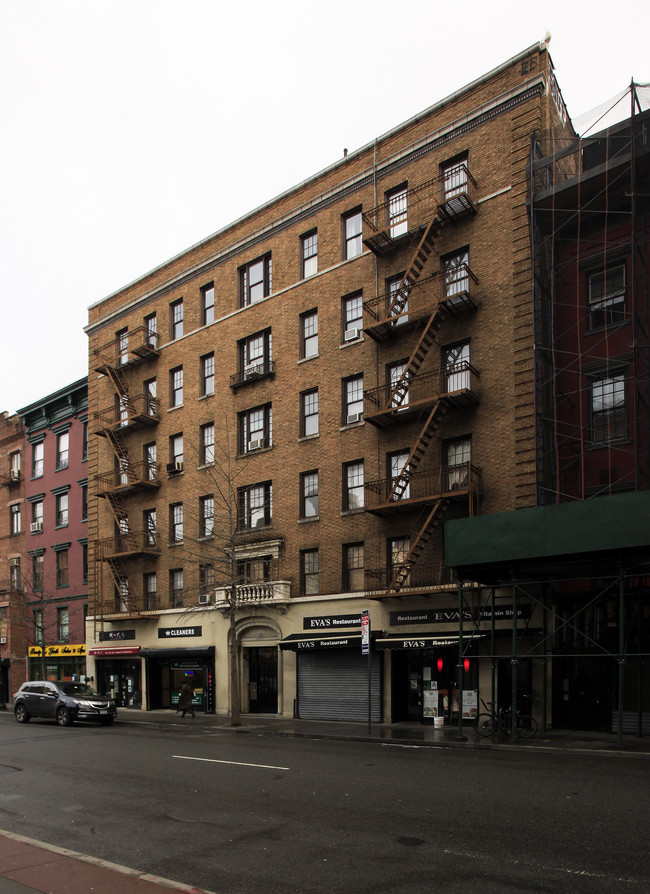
[387,400,449,502]
[387,498,451,595]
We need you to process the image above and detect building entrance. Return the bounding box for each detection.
[245,646,278,713]
[96,659,142,708]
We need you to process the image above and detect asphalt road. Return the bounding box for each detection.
[0,715,648,893]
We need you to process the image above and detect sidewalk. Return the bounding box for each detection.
[2,708,649,893]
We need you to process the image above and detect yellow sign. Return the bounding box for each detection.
[28,644,86,658]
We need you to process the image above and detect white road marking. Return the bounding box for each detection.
[173,754,289,771]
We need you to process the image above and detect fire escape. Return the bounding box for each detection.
[93,327,161,616]
[362,163,480,596]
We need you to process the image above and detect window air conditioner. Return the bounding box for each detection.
[346,413,362,425]
[198,593,211,605]
[10,468,21,481]
[0,637,6,645]
[30,521,43,533]
[166,461,183,474]
[244,363,264,379]
[248,438,264,451]
[344,327,361,343]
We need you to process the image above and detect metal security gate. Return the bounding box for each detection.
[297,650,382,721]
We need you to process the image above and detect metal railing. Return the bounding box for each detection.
[214,580,291,608]
[364,462,480,510]
[364,363,480,413]
[95,394,160,431]
[95,461,160,492]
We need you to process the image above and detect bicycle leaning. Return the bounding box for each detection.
[474,698,538,738]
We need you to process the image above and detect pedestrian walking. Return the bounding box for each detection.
[177,680,196,718]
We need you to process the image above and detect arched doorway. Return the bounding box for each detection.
[237,619,282,715]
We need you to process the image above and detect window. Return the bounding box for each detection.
[344,543,364,592]
[591,372,627,443]
[117,393,129,428]
[343,208,362,259]
[10,557,21,591]
[145,378,157,416]
[237,555,272,582]
[170,299,184,339]
[300,470,319,518]
[387,272,408,323]
[588,266,626,329]
[81,542,88,583]
[33,609,43,644]
[441,155,469,200]
[170,434,183,468]
[31,499,43,532]
[446,437,472,490]
[200,495,214,538]
[32,553,44,591]
[57,607,69,643]
[239,481,272,530]
[301,310,318,359]
[344,460,364,510]
[170,569,184,607]
[389,451,410,500]
[81,421,88,460]
[301,230,318,278]
[201,353,215,396]
[301,389,319,437]
[445,342,471,392]
[388,360,409,407]
[170,366,183,407]
[81,484,87,521]
[342,292,363,342]
[201,282,215,325]
[343,375,364,424]
[239,404,272,453]
[301,549,319,595]
[170,503,184,544]
[144,572,157,610]
[240,253,272,306]
[200,423,214,465]
[56,548,69,588]
[443,248,470,297]
[55,492,68,527]
[239,329,272,377]
[10,504,21,535]
[116,578,129,613]
[10,450,21,479]
[144,442,157,480]
[32,442,44,478]
[144,508,157,547]
[117,327,129,365]
[199,563,215,596]
[389,537,411,586]
[387,184,408,237]
[144,312,158,348]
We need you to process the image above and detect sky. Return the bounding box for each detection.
[0,0,647,415]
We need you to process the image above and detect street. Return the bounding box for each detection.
[0,715,648,893]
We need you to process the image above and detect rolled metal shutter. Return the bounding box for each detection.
[297,650,382,721]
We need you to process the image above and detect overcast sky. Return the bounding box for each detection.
[0,0,647,414]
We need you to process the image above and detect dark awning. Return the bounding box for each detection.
[376,634,484,650]
[279,633,367,651]
[139,646,215,658]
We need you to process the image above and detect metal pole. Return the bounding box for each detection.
[368,634,372,736]
[457,580,465,739]
[490,588,496,707]
[618,573,625,748]
[511,581,518,741]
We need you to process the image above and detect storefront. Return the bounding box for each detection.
[281,632,382,722]
[28,644,87,683]
[139,645,215,712]
[88,645,142,707]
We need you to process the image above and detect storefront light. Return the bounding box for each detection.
[437,657,443,672]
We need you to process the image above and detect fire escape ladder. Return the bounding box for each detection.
[386,308,448,409]
[103,364,129,400]
[104,557,128,593]
[387,400,449,502]
[387,214,442,318]
[387,498,450,595]
[102,491,130,529]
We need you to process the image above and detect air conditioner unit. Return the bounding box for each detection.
[346,413,362,425]
[166,461,183,474]
[0,637,6,644]
[30,521,43,533]
[244,362,264,379]
[10,468,21,481]
[344,327,361,343]
[248,438,264,451]
[198,593,211,605]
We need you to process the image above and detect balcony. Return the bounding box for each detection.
[96,461,160,496]
[97,531,161,561]
[364,561,456,597]
[364,463,480,515]
[364,364,480,427]
[95,394,160,434]
[361,167,477,257]
[214,580,291,611]
[230,360,276,391]
[94,326,160,374]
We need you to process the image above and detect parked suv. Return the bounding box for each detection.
[13,681,117,727]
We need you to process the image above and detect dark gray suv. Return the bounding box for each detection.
[13,681,117,727]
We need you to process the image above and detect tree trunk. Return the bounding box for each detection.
[229,604,241,727]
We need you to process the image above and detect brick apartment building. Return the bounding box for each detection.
[85,41,578,724]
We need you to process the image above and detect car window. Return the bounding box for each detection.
[60,683,97,697]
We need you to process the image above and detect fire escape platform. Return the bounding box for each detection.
[365,464,480,516]
[365,395,443,428]
[98,534,162,561]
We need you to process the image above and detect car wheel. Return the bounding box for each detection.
[14,704,30,723]
[56,707,73,727]
[99,716,115,726]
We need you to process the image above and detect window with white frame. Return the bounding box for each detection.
[301,310,318,359]
[387,184,408,237]
[201,282,215,325]
[343,208,363,259]
[10,451,21,479]
[170,434,183,468]
[9,556,21,590]
[239,404,272,453]
[343,375,363,424]
[240,254,272,306]
[301,230,318,278]
[116,578,129,613]
[31,499,43,531]
[32,442,44,478]
[240,329,272,377]
[10,503,21,535]
[55,492,68,527]
[56,432,69,469]
[441,155,469,200]
[443,248,470,297]
[444,342,471,392]
[301,389,319,437]
[344,460,364,510]
[300,470,319,518]
[342,292,363,342]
